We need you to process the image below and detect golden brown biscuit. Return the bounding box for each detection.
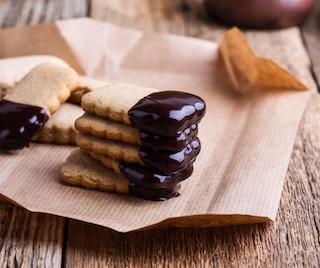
[75,113,139,145]
[33,103,84,145]
[0,55,69,89]
[219,27,307,92]
[83,149,121,174]
[76,133,141,163]
[60,149,128,194]
[4,63,79,115]
[81,83,156,124]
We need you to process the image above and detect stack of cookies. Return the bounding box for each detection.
[61,83,206,200]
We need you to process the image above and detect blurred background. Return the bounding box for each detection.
[0,0,317,32]
[1,0,317,83]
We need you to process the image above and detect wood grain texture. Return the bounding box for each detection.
[301,0,320,88]
[0,202,64,267]
[0,1,89,267]
[61,0,320,267]
[0,0,88,28]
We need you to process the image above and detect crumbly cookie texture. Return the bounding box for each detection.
[76,133,141,164]
[83,149,121,174]
[33,103,84,145]
[75,113,140,145]
[0,55,69,89]
[60,149,129,194]
[4,63,79,115]
[81,83,156,125]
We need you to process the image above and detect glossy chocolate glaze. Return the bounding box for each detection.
[125,91,206,200]
[120,162,193,186]
[120,162,193,201]
[139,137,201,174]
[0,100,48,150]
[128,91,206,137]
[139,124,198,151]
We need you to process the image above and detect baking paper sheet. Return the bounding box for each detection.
[0,18,311,232]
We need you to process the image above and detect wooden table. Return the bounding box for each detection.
[0,0,320,267]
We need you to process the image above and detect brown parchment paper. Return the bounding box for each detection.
[0,18,311,232]
[0,23,84,74]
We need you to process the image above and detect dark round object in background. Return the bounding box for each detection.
[204,0,315,29]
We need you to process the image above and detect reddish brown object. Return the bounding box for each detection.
[205,0,315,29]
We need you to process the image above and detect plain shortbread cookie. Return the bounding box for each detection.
[0,55,69,89]
[75,113,139,145]
[4,63,79,115]
[81,83,157,125]
[60,149,129,194]
[76,133,141,164]
[33,103,84,145]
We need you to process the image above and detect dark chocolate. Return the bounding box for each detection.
[139,124,198,151]
[124,91,206,200]
[120,162,193,201]
[0,100,48,150]
[128,91,206,137]
[139,137,201,174]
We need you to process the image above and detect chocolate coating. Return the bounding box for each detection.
[120,162,193,201]
[128,91,206,137]
[0,100,48,150]
[139,137,200,174]
[124,91,206,200]
[139,124,198,151]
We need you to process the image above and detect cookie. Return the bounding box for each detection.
[76,132,201,174]
[75,113,139,145]
[0,55,69,89]
[219,27,307,92]
[0,56,109,103]
[83,149,121,173]
[33,103,84,145]
[60,149,129,194]
[81,84,206,137]
[4,63,79,115]
[76,133,140,163]
[81,83,156,124]
[69,76,109,103]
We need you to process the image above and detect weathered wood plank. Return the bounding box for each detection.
[60,0,320,267]
[0,202,65,267]
[0,0,89,28]
[0,0,90,267]
[91,0,218,37]
[301,0,320,88]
